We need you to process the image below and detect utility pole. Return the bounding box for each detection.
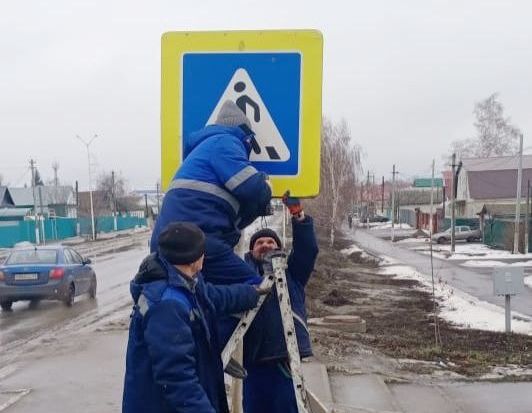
[111,170,117,231]
[52,161,59,187]
[30,159,40,244]
[381,176,385,213]
[75,180,80,235]
[513,134,524,254]
[76,134,98,241]
[366,171,370,227]
[451,153,456,253]
[429,160,435,236]
[144,193,149,218]
[391,164,397,242]
[38,186,46,245]
[525,180,530,254]
[372,174,375,216]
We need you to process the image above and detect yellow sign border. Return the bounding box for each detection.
[161,30,323,197]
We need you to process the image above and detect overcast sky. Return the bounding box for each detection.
[1,0,531,191]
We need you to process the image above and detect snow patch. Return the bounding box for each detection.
[525,276,532,289]
[415,243,532,261]
[370,222,412,230]
[378,264,532,335]
[340,244,376,262]
[462,260,532,268]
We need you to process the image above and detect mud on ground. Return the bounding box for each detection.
[306,230,532,378]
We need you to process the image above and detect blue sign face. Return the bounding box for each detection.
[182,52,301,176]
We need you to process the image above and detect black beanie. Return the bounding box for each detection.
[158,222,206,265]
[249,228,282,250]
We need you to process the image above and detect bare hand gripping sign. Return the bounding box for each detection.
[206,68,290,162]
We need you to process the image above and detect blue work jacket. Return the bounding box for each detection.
[243,216,319,364]
[122,254,259,413]
[151,125,272,254]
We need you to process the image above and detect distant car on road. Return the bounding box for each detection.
[432,226,481,244]
[0,246,97,311]
[368,215,389,223]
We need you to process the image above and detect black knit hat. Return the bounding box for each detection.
[249,228,282,250]
[158,222,206,265]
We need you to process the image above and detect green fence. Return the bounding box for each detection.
[484,218,531,252]
[0,215,147,248]
[78,215,147,236]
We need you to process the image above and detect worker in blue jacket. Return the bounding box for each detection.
[151,100,272,287]
[123,222,266,413]
[242,194,319,413]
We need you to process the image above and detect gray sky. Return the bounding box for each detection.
[1,0,531,190]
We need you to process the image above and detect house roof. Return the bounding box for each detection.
[0,187,15,207]
[0,207,32,218]
[9,186,75,207]
[396,187,444,205]
[462,155,532,171]
[479,203,528,217]
[9,187,35,206]
[461,156,532,200]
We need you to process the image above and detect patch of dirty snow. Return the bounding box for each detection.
[378,265,532,335]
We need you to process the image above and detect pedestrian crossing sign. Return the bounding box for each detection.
[161,30,323,197]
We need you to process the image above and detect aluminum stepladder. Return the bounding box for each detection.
[222,250,330,413]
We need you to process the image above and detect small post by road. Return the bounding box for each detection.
[451,153,456,253]
[493,266,525,334]
[391,164,396,242]
[513,133,524,254]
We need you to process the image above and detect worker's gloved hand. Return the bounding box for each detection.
[224,357,247,379]
[282,191,304,219]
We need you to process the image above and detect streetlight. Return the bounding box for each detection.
[76,134,98,241]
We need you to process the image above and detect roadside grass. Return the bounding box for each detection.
[307,229,532,377]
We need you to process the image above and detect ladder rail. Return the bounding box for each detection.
[221,250,317,413]
[272,254,310,413]
[222,272,275,368]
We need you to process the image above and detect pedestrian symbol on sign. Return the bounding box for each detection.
[207,68,290,162]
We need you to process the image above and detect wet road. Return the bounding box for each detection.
[350,229,532,317]
[0,243,149,366]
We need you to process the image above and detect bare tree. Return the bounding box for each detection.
[33,168,44,186]
[305,117,362,247]
[449,93,521,159]
[96,171,140,213]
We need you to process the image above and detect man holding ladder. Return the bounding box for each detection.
[240,194,319,413]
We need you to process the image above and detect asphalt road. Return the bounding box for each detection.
[350,229,532,317]
[0,243,149,368]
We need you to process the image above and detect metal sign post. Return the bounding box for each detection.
[492,267,525,333]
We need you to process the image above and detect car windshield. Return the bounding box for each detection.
[5,249,58,265]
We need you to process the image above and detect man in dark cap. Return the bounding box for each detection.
[242,194,319,413]
[151,100,272,289]
[123,222,266,413]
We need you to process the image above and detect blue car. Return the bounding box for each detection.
[0,246,97,311]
